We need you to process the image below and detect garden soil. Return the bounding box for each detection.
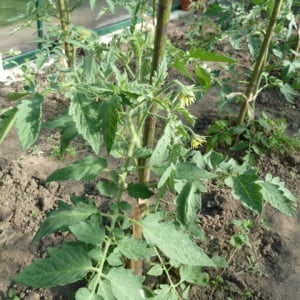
[0,15,300,300]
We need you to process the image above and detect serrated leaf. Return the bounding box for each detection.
[225,170,263,213]
[150,123,174,170]
[175,162,214,181]
[147,265,163,276]
[119,236,155,260]
[279,83,299,103]
[107,267,145,300]
[154,285,178,300]
[46,156,107,182]
[99,96,122,153]
[16,95,43,150]
[180,265,209,286]
[247,35,262,59]
[172,58,193,80]
[211,255,228,268]
[96,279,115,299]
[152,56,168,88]
[7,92,29,101]
[69,92,100,154]
[83,54,98,83]
[175,181,201,225]
[261,174,297,216]
[15,244,92,288]
[190,48,236,63]
[195,66,211,89]
[0,107,17,144]
[69,217,105,245]
[34,199,98,241]
[127,183,154,199]
[142,213,215,267]
[75,288,101,300]
[157,163,176,188]
[107,247,123,267]
[96,180,118,197]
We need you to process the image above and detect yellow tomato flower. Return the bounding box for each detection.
[176,81,196,107]
[191,135,206,149]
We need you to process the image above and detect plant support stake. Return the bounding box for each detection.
[131,0,172,275]
[236,0,284,128]
[57,0,73,67]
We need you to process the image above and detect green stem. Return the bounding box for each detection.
[236,0,284,128]
[154,247,180,297]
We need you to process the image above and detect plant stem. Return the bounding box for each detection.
[57,0,73,67]
[236,0,284,129]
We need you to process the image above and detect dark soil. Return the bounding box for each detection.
[0,12,299,300]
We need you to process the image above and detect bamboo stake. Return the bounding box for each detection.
[236,0,284,129]
[130,0,172,275]
[57,0,73,67]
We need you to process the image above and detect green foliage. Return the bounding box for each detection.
[15,244,93,288]
[6,0,298,298]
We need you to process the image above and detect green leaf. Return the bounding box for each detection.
[96,280,115,300]
[107,267,145,300]
[16,94,44,150]
[132,148,152,158]
[119,236,155,260]
[195,66,211,89]
[46,156,107,182]
[279,83,299,103]
[147,265,163,276]
[7,92,28,101]
[96,180,118,197]
[107,247,123,267]
[127,183,154,199]
[225,170,263,213]
[152,56,168,88]
[154,285,178,300]
[75,288,101,300]
[15,244,92,288]
[69,217,105,245]
[142,213,215,267]
[0,107,17,144]
[34,198,98,241]
[172,58,193,80]
[150,123,174,170]
[190,48,236,63]
[211,255,228,268]
[261,174,297,217]
[247,35,262,59]
[175,162,214,181]
[175,181,201,225]
[60,122,79,154]
[99,96,122,153]
[158,163,176,188]
[180,265,210,286]
[230,234,251,249]
[69,92,100,154]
